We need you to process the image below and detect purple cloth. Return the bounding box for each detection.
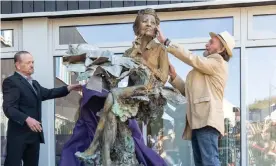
[59,86,167,166]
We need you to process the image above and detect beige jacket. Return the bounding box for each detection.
[167,42,228,140]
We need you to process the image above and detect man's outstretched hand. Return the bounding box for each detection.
[67,84,82,92]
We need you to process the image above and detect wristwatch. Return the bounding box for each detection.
[164,38,171,47]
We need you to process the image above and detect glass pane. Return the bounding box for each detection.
[253,14,276,37]
[1,30,13,48]
[0,59,15,164]
[59,17,233,45]
[147,49,241,166]
[59,23,133,45]
[219,49,241,166]
[246,47,276,166]
[54,57,81,164]
[160,17,233,40]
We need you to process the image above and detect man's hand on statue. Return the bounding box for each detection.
[156,26,166,44]
[169,63,177,80]
[67,84,82,92]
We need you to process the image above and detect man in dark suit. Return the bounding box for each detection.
[2,51,81,166]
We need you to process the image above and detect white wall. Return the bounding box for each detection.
[22,17,55,166]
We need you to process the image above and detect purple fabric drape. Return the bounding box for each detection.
[59,86,167,166]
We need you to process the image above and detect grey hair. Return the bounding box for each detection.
[14,51,30,63]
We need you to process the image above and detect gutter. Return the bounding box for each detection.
[1,0,276,21]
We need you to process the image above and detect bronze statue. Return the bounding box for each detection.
[63,8,185,166]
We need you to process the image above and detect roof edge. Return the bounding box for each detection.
[1,0,276,21]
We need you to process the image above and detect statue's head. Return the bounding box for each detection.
[133,8,160,38]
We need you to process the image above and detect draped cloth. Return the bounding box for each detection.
[59,86,167,166]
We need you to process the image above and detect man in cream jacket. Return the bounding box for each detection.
[156,27,235,166]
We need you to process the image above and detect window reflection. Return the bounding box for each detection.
[161,17,234,40]
[246,47,276,166]
[1,30,13,48]
[54,57,81,164]
[59,23,133,45]
[59,17,233,45]
[253,15,276,38]
[147,49,241,166]
[0,59,15,165]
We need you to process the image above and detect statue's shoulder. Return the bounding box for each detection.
[151,40,166,51]
[123,48,134,57]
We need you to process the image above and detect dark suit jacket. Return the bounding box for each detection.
[2,72,70,144]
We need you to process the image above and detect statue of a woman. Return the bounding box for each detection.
[63,8,185,166]
[76,8,170,166]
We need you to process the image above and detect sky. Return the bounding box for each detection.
[246,47,276,105]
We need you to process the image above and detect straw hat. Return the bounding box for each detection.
[209,31,235,57]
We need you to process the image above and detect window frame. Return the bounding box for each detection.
[52,8,241,56]
[1,21,22,58]
[52,6,276,166]
[247,6,276,41]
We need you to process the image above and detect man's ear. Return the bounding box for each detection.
[218,47,226,54]
[15,62,20,70]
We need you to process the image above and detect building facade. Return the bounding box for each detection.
[1,0,276,166]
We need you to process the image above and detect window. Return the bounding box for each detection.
[53,8,241,166]
[246,47,276,166]
[1,30,14,48]
[147,49,241,166]
[247,6,276,40]
[54,57,81,164]
[252,15,276,38]
[59,17,234,46]
[54,8,240,55]
[0,59,15,165]
[59,23,133,45]
[160,17,233,40]
[1,21,21,54]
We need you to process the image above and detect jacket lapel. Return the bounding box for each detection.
[14,72,38,98]
[32,81,41,98]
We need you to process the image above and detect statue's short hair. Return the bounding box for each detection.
[133,8,160,36]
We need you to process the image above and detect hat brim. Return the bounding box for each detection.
[209,32,232,57]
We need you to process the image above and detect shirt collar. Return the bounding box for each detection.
[145,39,158,50]
[16,71,32,81]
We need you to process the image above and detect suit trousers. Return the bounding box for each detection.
[4,139,40,166]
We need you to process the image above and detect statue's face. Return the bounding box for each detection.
[138,14,157,37]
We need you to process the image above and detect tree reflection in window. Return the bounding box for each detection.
[246,47,276,166]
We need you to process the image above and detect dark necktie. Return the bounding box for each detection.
[27,76,37,95]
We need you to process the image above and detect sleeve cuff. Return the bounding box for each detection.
[65,86,70,94]
[18,114,29,126]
